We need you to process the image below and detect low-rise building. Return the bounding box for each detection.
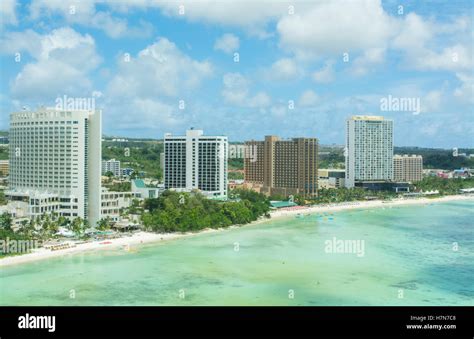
[101,189,141,222]
[318,169,345,189]
[131,179,164,199]
[102,159,121,177]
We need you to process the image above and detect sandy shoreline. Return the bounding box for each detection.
[1,194,472,267]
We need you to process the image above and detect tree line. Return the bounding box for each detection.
[141,189,271,233]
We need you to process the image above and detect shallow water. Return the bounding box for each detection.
[1,200,473,306]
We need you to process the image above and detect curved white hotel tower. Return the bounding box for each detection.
[164,129,228,199]
[7,109,102,227]
[345,115,394,188]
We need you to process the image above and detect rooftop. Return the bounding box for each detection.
[270,201,298,208]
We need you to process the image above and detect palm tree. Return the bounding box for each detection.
[0,212,12,231]
[71,217,84,237]
[97,217,110,231]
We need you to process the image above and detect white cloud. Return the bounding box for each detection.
[453,72,474,103]
[392,13,473,72]
[104,38,213,129]
[4,27,101,101]
[277,0,396,59]
[249,92,271,108]
[421,90,442,113]
[350,48,385,76]
[222,73,271,108]
[214,33,239,54]
[107,38,213,99]
[299,90,319,107]
[270,105,287,118]
[0,30,42,57]
[155,1,290,38]
[266,58,301,81]
[11,60,92,100]
[28,0,153,38]
[0,0,18,26]
[312,60,335,83]
[113,98,181,130]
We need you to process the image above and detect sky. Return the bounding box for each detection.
[0,0,472,147]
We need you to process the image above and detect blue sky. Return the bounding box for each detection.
[0,0,472,147]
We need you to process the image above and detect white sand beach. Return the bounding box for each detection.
[267,194,474,220]
[1,194,472,267]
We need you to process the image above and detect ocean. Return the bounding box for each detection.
[1,200,473,306]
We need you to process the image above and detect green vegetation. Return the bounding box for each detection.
[0,146,8,160]
[228,158,244,170]
[395,147,474,170]
[0,212,95,247]
[413,176,474,195]
[102,140,163,179]
[103,181,131,192]
[228,171,244,180]
[141,189,270,233]
[313,187,397,204]
[0,190,7,205]
[319,146,345,169]
[0,228,32,257]
[0,212,13,231]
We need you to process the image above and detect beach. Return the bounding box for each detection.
[1,194,473,267]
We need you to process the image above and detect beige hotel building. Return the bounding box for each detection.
[393,154,423,183]
[244,135,318,197]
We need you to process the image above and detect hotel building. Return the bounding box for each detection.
[164,129,228,198]
[244,136,318,197]
[393,155,423,183]
[0,160,8,177]
[102,158,121,177]
[7,108,102,226]
[318,169,345,189]
[101,189,141,222]
[345,115,393,188]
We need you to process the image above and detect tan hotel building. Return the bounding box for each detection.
[0,160,8,177]
[393,154,423,183]
[244,136,318,197]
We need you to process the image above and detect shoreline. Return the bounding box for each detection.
[1,194,473,267]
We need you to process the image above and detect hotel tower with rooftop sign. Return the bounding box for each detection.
[7,108,102,227]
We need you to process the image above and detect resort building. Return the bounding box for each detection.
[101,189,141,222]
[131,179,164,199]
[102,158,121,177]
[164,129,228,198]
[244,135,318,197]
[6,108,102,227]
[345,115,393,188]
[393,155,423,183]
[318,169,345,189]
[0,160,8,177]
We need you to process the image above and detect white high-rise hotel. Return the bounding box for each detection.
[164,129,228,198]
[345,115,394,188]
[7,109,102,226]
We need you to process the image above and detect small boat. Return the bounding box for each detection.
[100,241,112,245]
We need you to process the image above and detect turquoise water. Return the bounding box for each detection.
[1,200,473,306]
